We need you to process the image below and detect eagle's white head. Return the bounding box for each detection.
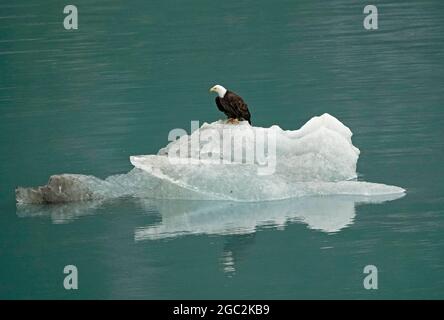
[209,84,227,98]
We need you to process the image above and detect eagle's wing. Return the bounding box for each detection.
[216,96,236,118]
[225,91,251,123]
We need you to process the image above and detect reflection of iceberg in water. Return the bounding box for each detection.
[16,114,405,204]
[16,193,405,234]
[221,250,237,275]
[16,193,405,275]
[134,193,405,241]
[16,200,106,224]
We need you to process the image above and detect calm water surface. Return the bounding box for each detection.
[0,0,443,299]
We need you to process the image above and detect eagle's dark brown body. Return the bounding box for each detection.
[215,90,251,124]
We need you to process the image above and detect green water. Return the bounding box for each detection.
[1,0,444,299]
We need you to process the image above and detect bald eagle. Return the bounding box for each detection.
[210,85,251,124]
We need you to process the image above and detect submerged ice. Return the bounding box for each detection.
[16,114,405,204]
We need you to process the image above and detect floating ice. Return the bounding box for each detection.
[129,113,404,201]
[15,168,155,204]
[15,114,405,204]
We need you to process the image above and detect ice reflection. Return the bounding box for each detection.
[16,200,106,224]
[134,193,405,240]
[16,194,405,276]
[16,193,404,233]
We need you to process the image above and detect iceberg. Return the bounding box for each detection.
[15,114,405,204]
[129,113,404,201]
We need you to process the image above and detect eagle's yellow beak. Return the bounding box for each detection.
[209,86,216,93]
